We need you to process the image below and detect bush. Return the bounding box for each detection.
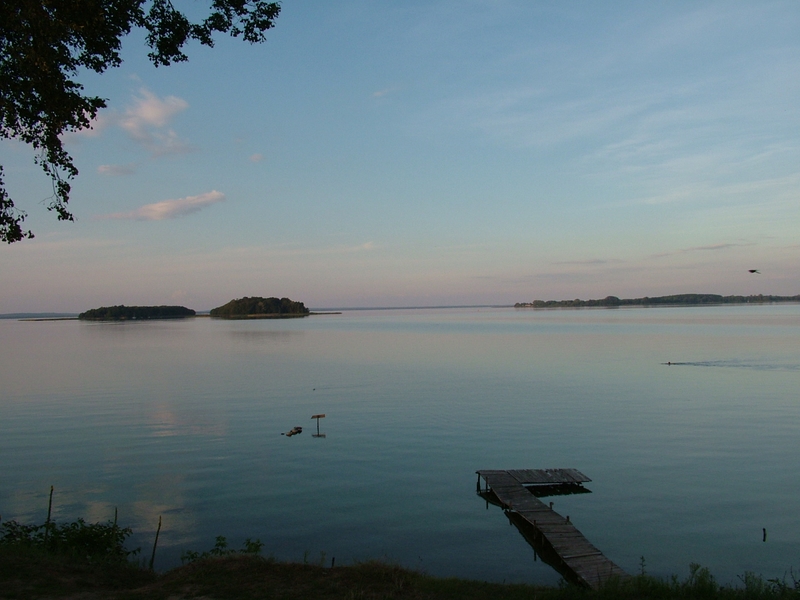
[0,517,139,564]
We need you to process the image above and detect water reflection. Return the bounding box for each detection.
[148,406,228,438]
[2,306,799,582]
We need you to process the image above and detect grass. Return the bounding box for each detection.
[1,517,799,599]
[2,551,800,600]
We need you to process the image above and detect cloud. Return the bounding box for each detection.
[552,258,623,266]
[61,88,193,157]
[650,242,754,259]
[60,112,114,143]
[97,163,136,176]
[81,112,114,137]
[104,190,225,221]
[119,89,192,155]
[690,243,743,252]
[249,153,264,163]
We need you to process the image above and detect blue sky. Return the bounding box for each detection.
[2,1,799,312]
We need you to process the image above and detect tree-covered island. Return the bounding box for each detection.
[515,293,800,309]
[78,305,196,320]
[210,297,310,319]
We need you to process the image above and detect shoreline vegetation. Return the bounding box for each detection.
[78,305,196,320]
[209,296,310,319]
[74,297,312,321]
[515,293,800,309]
[2,483,798,599]
[2,516,799,600]
[7,294,800,321]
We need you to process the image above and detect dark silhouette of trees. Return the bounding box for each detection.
[1,0,280,243]
[79,304,195,319]
[210,296,309,318]
[515,294,800,309]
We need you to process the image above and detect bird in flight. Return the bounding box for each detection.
[749,269,761,274]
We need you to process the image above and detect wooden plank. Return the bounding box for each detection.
[502,498,546,511]
[480,472,519,488]
[507,468,592,485]
[508,469,549,484]
[561,468,592,483]
[561,551,604,559]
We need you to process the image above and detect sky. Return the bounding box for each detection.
[2,1,799,312]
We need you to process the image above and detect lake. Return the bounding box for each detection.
[1,305,798,585]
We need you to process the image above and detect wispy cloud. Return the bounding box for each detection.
[119,89,192,156]
[194,240,379,264]
[372,86,399,98]
[352,241,375,252]
[691,243,745,252]
[552,258,623,266]
[97,163,137,176]
[121,89,187,132]
[249,153,264,163]
[68,112,115,140]
[61,88,193,156]
[103,190,225,221]
[651,242,754,259]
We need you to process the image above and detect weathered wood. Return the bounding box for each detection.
[506,468,592,485]
[477,468,627,590]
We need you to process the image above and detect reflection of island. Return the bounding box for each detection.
[516,293,800,309]
[210,296,310,319]
[78,305,195,320]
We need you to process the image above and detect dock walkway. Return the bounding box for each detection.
[477,469,628,589]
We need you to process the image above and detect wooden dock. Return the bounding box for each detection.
[477,469,628,589]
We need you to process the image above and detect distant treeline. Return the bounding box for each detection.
[79,305,196,320]
[515,294,800,309]
[210,296,309,318]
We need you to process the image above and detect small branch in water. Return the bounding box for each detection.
[44,485,54,546]
[149,515,162,570]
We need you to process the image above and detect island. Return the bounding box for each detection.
[209,296,310,319]
[78,305,196,320]
[515,293,800,309]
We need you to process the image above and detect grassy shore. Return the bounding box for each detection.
[1,516,798,600]
[2,546,800,600]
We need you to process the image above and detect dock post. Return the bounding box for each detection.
[311,414,326,437]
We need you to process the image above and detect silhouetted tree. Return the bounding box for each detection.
[1,0,280,242]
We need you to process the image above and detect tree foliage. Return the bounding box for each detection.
[79,304,196,319]
[210,296,309,318]
[0,0,280,243]
[515,294,800,308]
[1,517,139,563]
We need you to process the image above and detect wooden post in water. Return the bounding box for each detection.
[44,485,54,546]
[149,516,162,571]
[311,414,326,437]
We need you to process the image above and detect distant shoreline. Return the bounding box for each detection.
[515,293,800,309]
[5,297,800,321]
[4,312,342,321]
[18,317,80,322]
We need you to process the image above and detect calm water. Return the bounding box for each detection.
[1,305,799,585]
